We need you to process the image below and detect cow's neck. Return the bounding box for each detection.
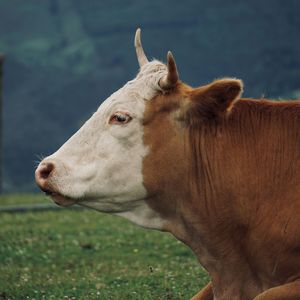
[162,99,300,299]
[164,191,262,300]
[143,97,300,299]
[159,151,261,299]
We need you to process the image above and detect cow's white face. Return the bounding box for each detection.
[36,29,181,230]
[36,60,168,229]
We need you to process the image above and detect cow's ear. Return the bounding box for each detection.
[187,78,243,122]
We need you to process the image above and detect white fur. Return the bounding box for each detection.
[42,61,167,229]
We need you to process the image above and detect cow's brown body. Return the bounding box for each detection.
[143,81,300,299]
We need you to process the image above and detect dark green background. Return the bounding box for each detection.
[1,0,300,191]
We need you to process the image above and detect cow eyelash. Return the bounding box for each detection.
[109,112,132,125]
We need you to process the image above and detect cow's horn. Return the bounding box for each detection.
[135,28,149,67]
[159,51,179,89]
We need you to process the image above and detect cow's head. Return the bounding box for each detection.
[36,29,243,232]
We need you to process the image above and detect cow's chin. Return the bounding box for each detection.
[49,193,77,207]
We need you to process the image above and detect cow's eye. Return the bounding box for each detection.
[109,112,132,125]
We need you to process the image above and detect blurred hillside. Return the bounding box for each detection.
[0,0,300,191]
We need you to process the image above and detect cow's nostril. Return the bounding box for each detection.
[35,161,57,192]
[39,162,55,180]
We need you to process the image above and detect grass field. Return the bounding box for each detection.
[0,194,209,300]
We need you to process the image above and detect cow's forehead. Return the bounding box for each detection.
[97,60,167,115]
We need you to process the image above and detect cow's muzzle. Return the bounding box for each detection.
[35,160,76,207]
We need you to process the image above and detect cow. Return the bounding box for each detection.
[35,29,300,300]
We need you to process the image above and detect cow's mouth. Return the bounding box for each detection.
[44,190,77,207]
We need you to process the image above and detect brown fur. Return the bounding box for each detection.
[143,79,300,300]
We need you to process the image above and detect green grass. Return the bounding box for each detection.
[0,194,209,299]
[0,193,47,206]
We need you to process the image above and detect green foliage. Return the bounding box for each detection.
[0,195,209,299]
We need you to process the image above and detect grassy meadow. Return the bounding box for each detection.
[0,194,209,299]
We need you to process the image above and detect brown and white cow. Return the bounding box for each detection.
[35,29,300,300]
